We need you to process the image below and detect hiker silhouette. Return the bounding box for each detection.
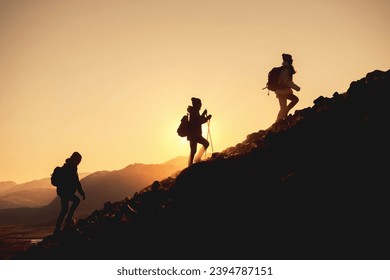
[54,152,86,235]
[186,97,212,166]
[275,53,301,122]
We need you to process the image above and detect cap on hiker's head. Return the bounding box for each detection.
[282,53,293,62]
[70,151,82,162]
[191,97,201,106]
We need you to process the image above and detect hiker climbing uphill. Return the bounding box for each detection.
[186,97,212,166]
[274,53,301,122]
[53,152,86,235]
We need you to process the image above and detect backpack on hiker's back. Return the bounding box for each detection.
[50,165,68,187]
[262,66,286,94]
[177,113,190,137]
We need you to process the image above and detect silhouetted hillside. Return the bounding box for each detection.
[15,69,390,260]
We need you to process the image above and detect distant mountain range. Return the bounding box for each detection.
[10,69,390,260]
[0,181,17,196]
[0,176,88,209]
[0,178,56,209]
[0,156,187,225]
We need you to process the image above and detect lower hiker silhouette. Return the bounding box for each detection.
[53,152,86,235]
[186,97,212,166]
[275,53,301,122]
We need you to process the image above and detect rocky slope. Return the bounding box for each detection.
[15,69,390,260]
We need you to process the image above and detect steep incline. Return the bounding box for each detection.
[16,69,390,260]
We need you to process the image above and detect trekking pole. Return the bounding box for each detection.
[204,121,209,160]
[207,119,214,155]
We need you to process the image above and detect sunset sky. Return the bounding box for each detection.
[1,0,389,183]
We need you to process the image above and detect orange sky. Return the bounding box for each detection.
[1,0,389,183]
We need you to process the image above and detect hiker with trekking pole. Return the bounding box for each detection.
[186,97,212,166]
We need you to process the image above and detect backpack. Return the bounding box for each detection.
[177,114,190,137]
[263,66,285,94]
[50,166,67,187]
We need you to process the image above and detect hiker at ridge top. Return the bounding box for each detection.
[54,151,86,235]
[187,97,212,166]
[275,53,301,122]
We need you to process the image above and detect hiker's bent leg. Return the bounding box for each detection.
[66,194,80,223]
[276,95,288,121]
[188,140,197,166]
[54,197,69,234]
[286,94,299,114]
[199,137,209,149]
[194,137,209,163]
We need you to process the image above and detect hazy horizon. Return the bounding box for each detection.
[1,0,389,183]
[0,154,188,184]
